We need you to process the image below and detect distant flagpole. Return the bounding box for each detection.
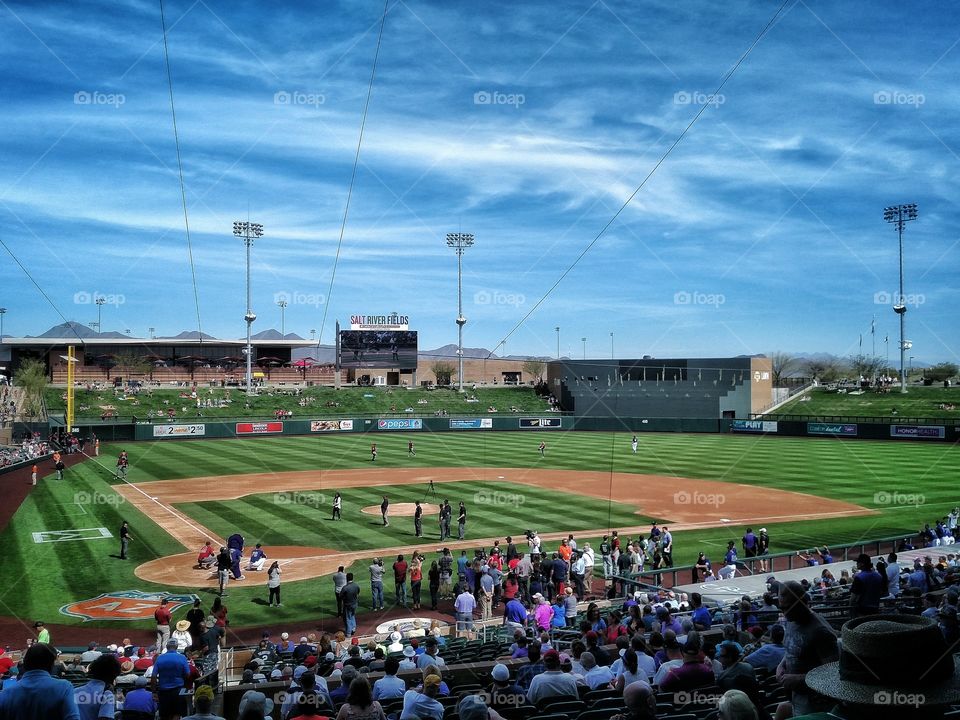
[871,315,876,359]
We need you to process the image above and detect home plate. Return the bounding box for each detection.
[498,476,505,479]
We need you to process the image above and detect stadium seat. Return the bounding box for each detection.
[498,705,538,720]
[539,699,587,716]
[583,688,620,704]
[576,710,622,720]
[586,696,627,712]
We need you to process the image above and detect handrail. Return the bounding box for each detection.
[752,412,953,425]
[609,532,913,590]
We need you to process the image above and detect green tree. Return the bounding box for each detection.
[925,362,959,382]
[114,351,152,378]
[803,357,841,383]
[14,358,48,420]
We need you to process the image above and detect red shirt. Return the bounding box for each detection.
[154,607,171,625]
[393,561,408,582]
[410,564,422,583]
[503,577,519,599]
[133,657,153,671]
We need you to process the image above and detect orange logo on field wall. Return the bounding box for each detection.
[60,591,198,622]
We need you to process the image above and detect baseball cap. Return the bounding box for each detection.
[134,675,149,687]
[165,639,179,649]
[325,652,335,662]
[543,649,560,662]
[293,666,307,681]
[459,694,489,720]
[281,632,289,640]
[270,668,283,679]
[299,636,308,643]
[491,664,509,682]
[390,631,402,642]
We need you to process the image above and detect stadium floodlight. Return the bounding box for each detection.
[234,220,265,396]
[446,232,475,391]
[276,298,288,338]
[95,296,106,334]
[883,203,918,394]
[581,337,587,359]
[610,331,614,359]
[149,327,155,339]
[0,308,5,344]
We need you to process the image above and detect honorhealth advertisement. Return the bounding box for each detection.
[519,417,562,429]
[449,418,493,430]
[730,419,778,433]
[153,424,206,437]
[236,422,284,435]
[807,422,858,436]
[890,425,946,439]
[310,420,354,432]
[377,418,423,431]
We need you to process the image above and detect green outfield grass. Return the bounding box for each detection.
[0,430,956,632]
[776,385,960,419]
[44,385,550,420]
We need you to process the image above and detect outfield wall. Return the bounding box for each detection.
[60,414,960,443]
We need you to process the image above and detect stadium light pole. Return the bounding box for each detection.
[0,308,5,344]
[234,220,264,397]
[610,332,614,359]
[149,327,155,340]
[581,337,587,359]
[276,299,288,338]
[555,327,560,359]
[95,296,106,333]
[446,232,474,391]
[883,203,917,394]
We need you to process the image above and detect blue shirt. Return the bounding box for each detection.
[504,599,527,624]
[0,669,80,720]
[154,650,190,690]
[74,679,114,720]
[724,548,738,564]
[373,674,407,701]
[745,643,786,672]
[120,688,156,714]
[399,690,443,720]
[692,606,712,629]
[457,556,469,574]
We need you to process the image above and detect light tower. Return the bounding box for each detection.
[446,232,474,391]
[95,296,106,334]
[883,203,917,394]
[233,220,264,396]
[276,298,288,337]
[0,308,5,344]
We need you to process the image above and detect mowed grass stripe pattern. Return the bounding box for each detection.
[106,431,958,508]
[176,482,646,551]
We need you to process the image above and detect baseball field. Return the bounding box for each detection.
[1,429,956,636]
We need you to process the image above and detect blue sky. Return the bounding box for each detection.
[1,0,957,363]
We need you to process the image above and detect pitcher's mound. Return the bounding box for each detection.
[361,502,440,517]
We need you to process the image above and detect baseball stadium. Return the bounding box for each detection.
[3,2,960,720]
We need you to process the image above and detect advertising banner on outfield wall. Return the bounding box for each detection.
[311,420,355,432]
[152,424,206,438]
[730,419,778,433]
[890,425,945,439]
[449,418,493,430]
[807,422,858,436]
[519,417,562,429]
[377,418,423,431]
[236,422,284,435]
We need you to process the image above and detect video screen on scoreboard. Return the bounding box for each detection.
[339,330,418,369]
